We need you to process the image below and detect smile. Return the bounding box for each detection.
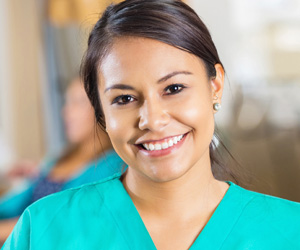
[135,132,189,157]
[142,134,184,151]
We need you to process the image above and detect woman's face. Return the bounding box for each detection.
[63,80,95,144]
[98,37,224,183]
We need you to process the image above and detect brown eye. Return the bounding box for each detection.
[112,95,135,105]
[164,84,185,95]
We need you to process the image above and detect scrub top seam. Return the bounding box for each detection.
[101,201,133,249]
[33,197,70,246]
[218,196,255,249]
[94,180,134,249]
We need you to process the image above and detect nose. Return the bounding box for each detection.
[138,99,170,131]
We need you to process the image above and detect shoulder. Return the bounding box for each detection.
[27,173,122,215]
[231,183,300,216]
[3,173,126,248]
[230,182,300,239]
[214,183,300,248]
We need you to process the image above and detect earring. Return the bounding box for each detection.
[213,102,221,111]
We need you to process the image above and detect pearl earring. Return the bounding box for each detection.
[213,102,221,111]
[212,92,221,111]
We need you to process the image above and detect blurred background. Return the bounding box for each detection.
[0,0,299,201]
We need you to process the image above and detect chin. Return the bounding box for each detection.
[143,165,190,183]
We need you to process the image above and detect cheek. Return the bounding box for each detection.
[104,110,138,165]
[104,108,134,147]
[178,93,214,125]
[174,93,215,148]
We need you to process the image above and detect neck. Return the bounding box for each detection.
[123,155,228,221]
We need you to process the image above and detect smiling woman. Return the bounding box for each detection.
[98,37,223,185]
[3,0,300,249]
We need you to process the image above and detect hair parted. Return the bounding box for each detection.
[81,0,242,184]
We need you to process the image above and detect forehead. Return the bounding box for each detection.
[99,37,206,85]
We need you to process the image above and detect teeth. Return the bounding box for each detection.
[142,134,185,151]
[173,137,178,144]
[149,144,155,151]
[162,142,169,149]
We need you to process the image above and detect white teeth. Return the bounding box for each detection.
[142,134,185,151]
[173,137,178,144]
[162,142,169,149]
[149,144,155,151]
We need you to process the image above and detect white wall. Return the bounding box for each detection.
[0,0,46,171]
[0,0,15,171]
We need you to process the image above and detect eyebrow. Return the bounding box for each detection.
[157,71,192,83]
[104,71,192,93]
[104,84,134,93]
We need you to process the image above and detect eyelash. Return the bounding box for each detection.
[164,84,186,95]
[112,95,135,105]
[111,84,186,105]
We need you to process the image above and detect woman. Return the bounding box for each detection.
[3,1,300,249]
[0,78,123,243]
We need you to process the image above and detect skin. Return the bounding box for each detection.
[49,79,112,181]
[0,80,112,243]
[63,79,98,145]
[99,37,229,250]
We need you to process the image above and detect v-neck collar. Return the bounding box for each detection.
[189,181,253,249]
[101,176,252,250]
[100,175,157,249]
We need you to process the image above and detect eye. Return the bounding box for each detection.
[112,95,135,105]
[164,84,186,95]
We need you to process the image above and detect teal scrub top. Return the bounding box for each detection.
[2,173,300,249]
[0,150,124,219]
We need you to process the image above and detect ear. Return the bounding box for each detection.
[211,63,225,104]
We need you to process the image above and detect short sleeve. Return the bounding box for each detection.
[1,209,31,250]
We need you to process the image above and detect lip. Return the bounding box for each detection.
[135,132,189,157]
[135,133,186,145]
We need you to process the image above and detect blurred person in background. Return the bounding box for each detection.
[0,77,124,243]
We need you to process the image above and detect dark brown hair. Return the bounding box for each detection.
[81,0,240,183]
